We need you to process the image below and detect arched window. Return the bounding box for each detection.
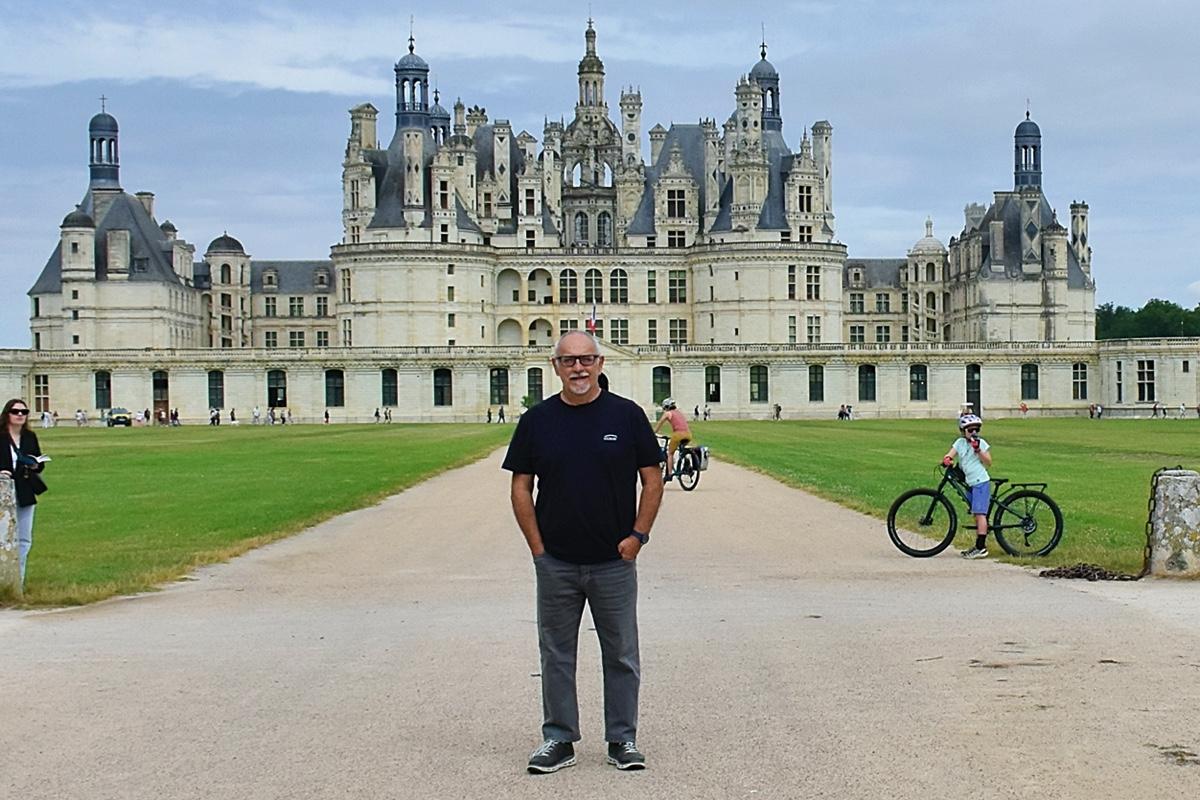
[808,365,824,402]
[926,262,935,282]
[705,365,721,403]
[574,211,589,245]
[527,367,544,403]
[94,370,112,409]
[325,369,345,408]
[433,368,453,406]
[1072,363,1088,400]
[610,268,628,303]
[208,370,225,409]
[652,366,672,406]
[559,269,578,303]
[909,364,928,401]
[381,368,398,407]
[599,164,613,188]
[750,365,769,403]
[926,291,936,311]
[152,370,169,408]
[1021,363,1039,401]
[490,367,510,406]
[220,263,231,284]
[597,211,613,246]
[858,365,877,402]
[584,269,604,303]
[267,369,287,407]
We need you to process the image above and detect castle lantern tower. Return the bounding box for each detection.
[575,19,607,122]
[1014,112,1042,189]
[619,88,643,166]
[394,34,431,130]
[749,41,782,133]
[88,108,120,190]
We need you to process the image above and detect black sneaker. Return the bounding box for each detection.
[527,740,576,774]
[606,741,646,770]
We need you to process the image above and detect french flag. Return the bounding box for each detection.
[586,301,597,334]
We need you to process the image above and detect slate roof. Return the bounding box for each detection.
[626,124,711,235]
[844,258,906,290]
[248,261,335,293]
[968,191,1090,289]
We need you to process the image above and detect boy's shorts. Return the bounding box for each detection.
[969,482,991,515]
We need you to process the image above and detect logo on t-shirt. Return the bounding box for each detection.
[603,434,618,441]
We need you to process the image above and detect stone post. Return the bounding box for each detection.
[1148,469,1200,578]
[0,475,21,600]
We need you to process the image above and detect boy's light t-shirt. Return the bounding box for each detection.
[953,436,991,486]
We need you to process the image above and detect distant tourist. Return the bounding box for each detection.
[1096,404,1103,419]
[384,408,392,423]
[252,406,261,425]
[1,398,49,589]
[374,407,381,423]
[694,405,700,421]
[838,404,848,421]
[487,408,493,424]
[703,404,710,420]
[230,408,238,425]
[324,409,330,424]
[498,405,506,424]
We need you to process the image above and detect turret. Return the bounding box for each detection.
[749,42,782,133]
[811,120,833,220]
[394,34,430,129]
[734,76,762,151]
[575,19,607,122]
[59,207,96,278]
[619,88,642,166]
[88,109,120,190]
[1070,200,1090,271]
[1014,112,1042,189]
[649,124,667,164]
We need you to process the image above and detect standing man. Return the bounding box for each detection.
[503,331,664,774]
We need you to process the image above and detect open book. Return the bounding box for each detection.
[33,455,51,464]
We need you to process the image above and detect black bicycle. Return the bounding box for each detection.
[658,435,701,491]
[887,464,1063,557]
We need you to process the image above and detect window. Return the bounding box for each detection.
[32,297,40,317]
[527,368,544,403]
[647,319,658,345]
[808,365,824,402]
[610,269,628,303]
[750,365,769,403]
[584,269,604,303]
[926,263,936,282]
[220,264,231,284]
[850,292,864,313]
[483,193,492,217]
[926,318,937,337]
[220,293,232,310]
[798,185,812,213]
[574,211,589,245]
[340,269,352,302]
[705,365,721,403]
[788,265,796,300]
[591,319,604,339]
[526,230,537,248]
[71,309,79,321]
[447,264,455,275]
[265,271,278,288]
[1137,359,1155,402]
[610,319,629,345]
[1021,363,1039,401]
[901,293,909,313]
[448,286,456,302]
[350,225,360,244]
[849,325,865,344]
[652,366,672,405]
[316,296,328,317]
[523,188,533,216]
[788,315,797,344]
[316,331,329,347]
[646,235,656,248]
[289,331,305,348]
[559,319,579,336]
[667,230,686,248]
[668,270,687,303]
[806,315,821,344]
[267,369,287,407]
[264,331,278,348]
[208,370,224,409]
[667,189,685,218]
[797,225,813,243]
[152,370,168,409]
[325,369,345,407]
[858,365,876,402]
[1116,361,1123,404]
[264,297,277,317]
[559,269,578,303]
[909,365,928,401]
[1072,362,1088,400]
[490,367,509,406]
[806,266,820,300]
[342,318,352,347]
[901,325,910,343]
[597,212,613,247]
[668,319,688,345]
[875,325,890,343]
[647,271,657,303]
[876,293,890,313]
[94,371,112,409]
[287,297,302,317]
[350,179,360,209]
[926,291,936,311]
[33,374,49,413]
[447,313,456,328]
[1184,361,1191,374]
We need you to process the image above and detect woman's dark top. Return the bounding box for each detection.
[0,429,45,507]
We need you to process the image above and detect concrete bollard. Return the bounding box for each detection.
[1148,469,1200,578]
[0,476,21,600]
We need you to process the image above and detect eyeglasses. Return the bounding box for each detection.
[9,408,29,416]
[965,427,980,434]
[554,354,601,367]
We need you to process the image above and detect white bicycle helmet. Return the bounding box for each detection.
[662,397,677,410]
[958,413,983,431]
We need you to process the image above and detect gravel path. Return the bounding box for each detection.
[2,451,1199,799]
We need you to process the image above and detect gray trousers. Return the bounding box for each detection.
[533,553,640,743]
[16,505,34,586]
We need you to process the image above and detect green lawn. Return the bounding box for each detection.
[11,423,512,606]
[691,418,1193,574]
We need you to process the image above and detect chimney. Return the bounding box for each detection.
[135,191,155,218]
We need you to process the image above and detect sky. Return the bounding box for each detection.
[1,0,1197,348]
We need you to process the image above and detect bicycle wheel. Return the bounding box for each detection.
[677,450,700,491]
[992,490,1063,557]
[887,489,958,557]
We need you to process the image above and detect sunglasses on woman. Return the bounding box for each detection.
[9,408,29,416]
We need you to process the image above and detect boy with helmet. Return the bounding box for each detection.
[941,413,993,559]
[654,398,691,482]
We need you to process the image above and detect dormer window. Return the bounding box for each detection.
[264,270,278,288]
[852,269,862,285]
[315,271,329,288]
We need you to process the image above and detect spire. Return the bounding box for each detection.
[761,23,767,59]
[925,217,934,238]
[409,15,415,54]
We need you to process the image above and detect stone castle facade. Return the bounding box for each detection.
[8,23,1188,422]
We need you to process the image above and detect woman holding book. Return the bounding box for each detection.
[1,398,48,587]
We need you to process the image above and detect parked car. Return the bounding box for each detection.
[107,407,132,427]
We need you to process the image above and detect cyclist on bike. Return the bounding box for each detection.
[941,413,993,559]
[654,398,691,483]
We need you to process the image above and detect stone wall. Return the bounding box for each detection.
[1149,470,1200,578]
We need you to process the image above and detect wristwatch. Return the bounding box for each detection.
[631,530,649,545]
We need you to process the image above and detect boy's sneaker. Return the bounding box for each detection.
[606,741,646,770]
[960,547,989,560]
[527,740,576,774]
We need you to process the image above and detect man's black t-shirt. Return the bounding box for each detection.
[502,391,661,564]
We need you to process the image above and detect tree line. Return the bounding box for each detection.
[1096,299,1200,339]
